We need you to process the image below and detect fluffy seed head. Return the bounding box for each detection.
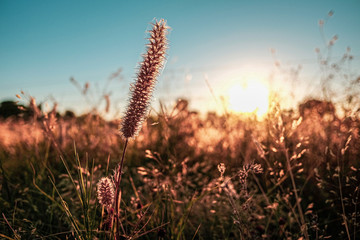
[121,19,169,139]
[97,177,115,208]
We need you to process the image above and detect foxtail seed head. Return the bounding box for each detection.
[97,177,115,209]
[121,19,169,139]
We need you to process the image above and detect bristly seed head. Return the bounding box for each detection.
[97,177,115,209]
[120,19,169,139]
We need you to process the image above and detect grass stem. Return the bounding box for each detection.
[114,138,128,239]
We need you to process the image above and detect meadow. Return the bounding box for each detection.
[1,19,360,240]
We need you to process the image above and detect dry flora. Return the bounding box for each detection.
[217,162,226,181]
[95,18,169,239]
[121,19,169,139]
[1,11,360,240]
[97,177,115,209]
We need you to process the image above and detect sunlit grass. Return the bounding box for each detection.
[0,12,359,240]
[1,96,359,239]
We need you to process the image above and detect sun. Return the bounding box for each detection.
[227,79,269,117]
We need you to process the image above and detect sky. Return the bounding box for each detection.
[1,0,359,117]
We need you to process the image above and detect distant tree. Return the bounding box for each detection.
[64,110,76,119]
[299,99,336,119]
[0,100,22,119]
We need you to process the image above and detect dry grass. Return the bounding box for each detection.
[0,97,359,239]
[1,16,360,240]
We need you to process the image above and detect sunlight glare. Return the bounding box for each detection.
[227,79,269,116]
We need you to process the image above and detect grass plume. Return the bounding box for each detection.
[120,19,169,139]
[113,18,169,239]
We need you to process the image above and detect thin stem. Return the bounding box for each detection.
[354,189,359,240]
[114,138,129,240]
[337,155,351,240]
[284,147,309,240]
[225,190,245,240]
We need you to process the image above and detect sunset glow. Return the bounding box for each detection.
[227,79,269,116]
[1,1,359,238]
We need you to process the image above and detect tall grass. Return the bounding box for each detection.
[1,94,359,239]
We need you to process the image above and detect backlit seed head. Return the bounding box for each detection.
[249,163,263,174]
[120,19,169,139]
[238,170,248,185]
[217,163,226,174]
[97,177,115,209]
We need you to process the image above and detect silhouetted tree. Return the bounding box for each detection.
[0,101,22,119]
[64,110,76,119]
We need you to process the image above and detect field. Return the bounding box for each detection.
[1,12,360,240]
[0,91,359,239]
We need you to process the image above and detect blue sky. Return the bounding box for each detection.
[1,0,359,116]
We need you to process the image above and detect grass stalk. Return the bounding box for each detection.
[114,138,128,239]
[337,155,351,240]
[284,147,309,240]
